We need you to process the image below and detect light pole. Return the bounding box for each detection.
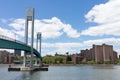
[14,32,16,41]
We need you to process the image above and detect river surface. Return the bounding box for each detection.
[0,65,120,80]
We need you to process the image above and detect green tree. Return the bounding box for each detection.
[87,60,96,64]
[104,60,110,64]
[42,56,66,64]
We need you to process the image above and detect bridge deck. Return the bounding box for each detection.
[0,38,40,58]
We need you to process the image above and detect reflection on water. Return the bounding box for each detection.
[21,72,30,80]
[1,65,120,80]
[93,64,115,69]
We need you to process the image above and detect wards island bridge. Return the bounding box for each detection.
[0,34,42,69]
[0,8,48,71]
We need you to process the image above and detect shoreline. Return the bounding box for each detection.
[0,64,10,66]
[48,64,119,66]
[0,63,119,66]
[0,64,22,66]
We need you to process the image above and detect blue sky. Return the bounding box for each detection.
[0,0,120,56]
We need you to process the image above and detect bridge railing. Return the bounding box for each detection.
[0,34,26,45]
[0,34,40,57]
[0,34,15,41]
[0,34,37,50]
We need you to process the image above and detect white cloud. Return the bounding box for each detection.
[9,19,25,31]
[81,22,120,36]
[41,42,82,56]
[42,42,82,48]
[0,23,120,55]
[0,27,16,39]
[83,38,120,46]
[9,17,80,39]
[85,0,120,24]
[0,17,80,56]
[82,0,120,36]
[63,24,80,38]
[40,38,120,56]
[0,49,14,53]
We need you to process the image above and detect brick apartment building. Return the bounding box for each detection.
[72,44,118,64]
[71,54,81,64]
[0,50,14,64]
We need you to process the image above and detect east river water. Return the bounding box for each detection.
[1,64,120,80]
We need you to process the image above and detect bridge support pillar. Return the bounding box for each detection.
[23,53,26,67]
[24,8,34,70]
[36,32,42,66]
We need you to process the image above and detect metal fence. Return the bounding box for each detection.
[0,34,26,45]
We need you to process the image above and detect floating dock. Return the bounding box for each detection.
[8,64,48,71]
[8,67,20,71]
[8,67,48,71]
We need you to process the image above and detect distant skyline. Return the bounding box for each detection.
[0,0,120,56]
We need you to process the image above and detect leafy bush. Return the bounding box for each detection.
[87,60,96,64]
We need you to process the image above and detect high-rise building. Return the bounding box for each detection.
[80,44,118,64]
[71,54,81,64]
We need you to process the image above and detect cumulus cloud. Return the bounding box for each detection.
[9,17,80,39]
[82,0,120,36]
[81,22,120,36]
[41,42,82,56]
[63,24,80,38]
[1,0,120,56]
[9,19,25,31]
[0,17,80,56]
[42,42,82,48]
[83,38,120,46]
[0,27,16,39]
[41,37,120,56]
